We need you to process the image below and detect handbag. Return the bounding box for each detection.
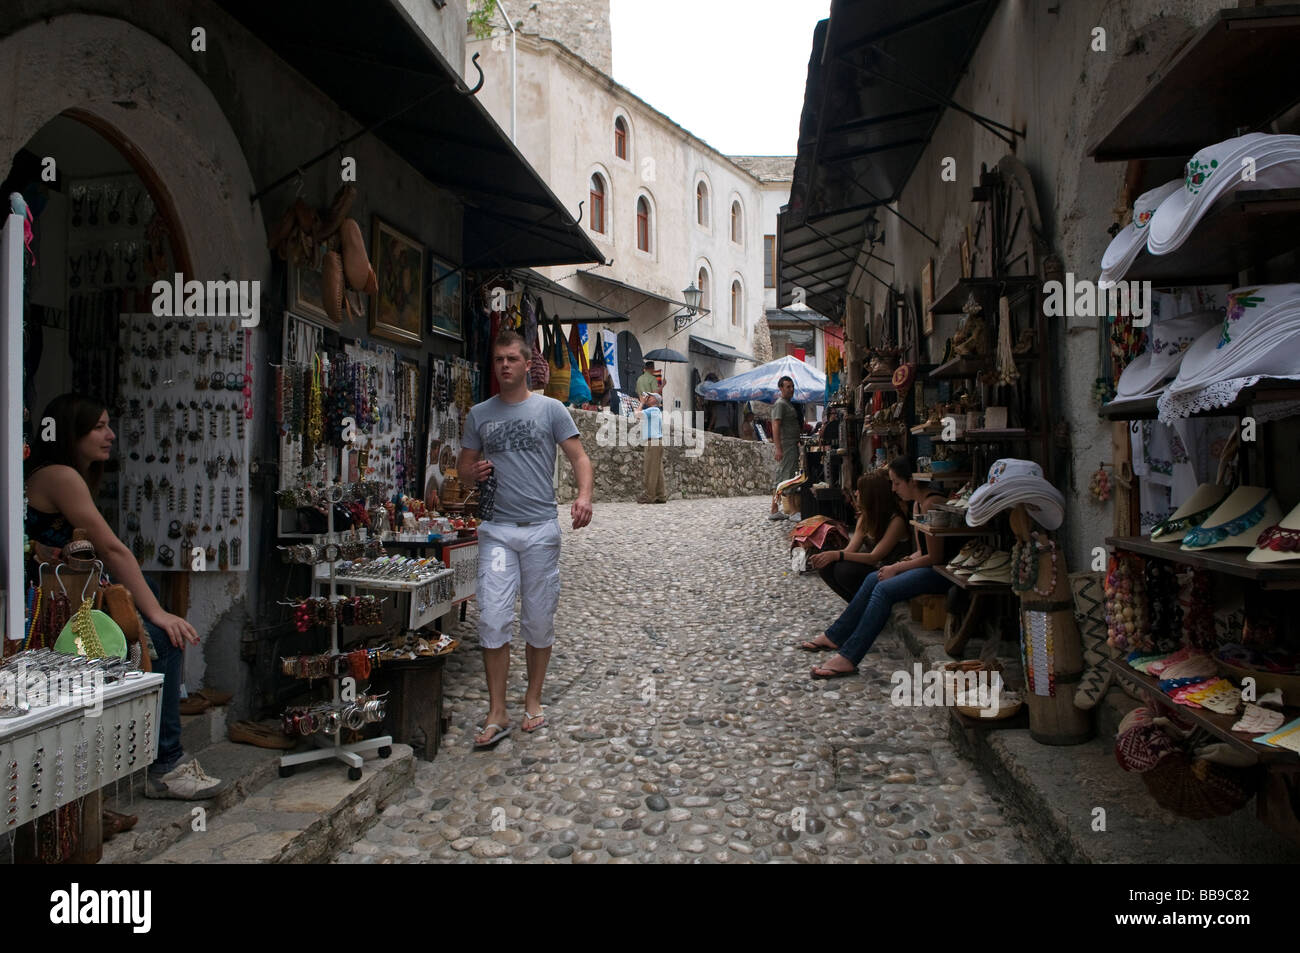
[543,309,570,401]
[568,344,592,404]
[529,324,550,390]
[587,330,608,397]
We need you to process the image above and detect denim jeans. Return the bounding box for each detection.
[824,567,951,666]
[141,577,184,776]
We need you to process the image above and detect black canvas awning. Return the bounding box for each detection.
[779,0,999,316]
[216,0,603,269]
[689,335,756,363]
[496,268,628,324]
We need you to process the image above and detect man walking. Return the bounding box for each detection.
[768,375,800,520]
[636,360,661,399]
[459,330,594,746]
[636,393,666,504]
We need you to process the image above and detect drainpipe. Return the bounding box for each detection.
[494,0,517,142]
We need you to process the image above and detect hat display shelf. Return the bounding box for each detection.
[278,452,394,783]
[1090,11,1300,841]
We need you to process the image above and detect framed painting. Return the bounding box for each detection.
[288,249,331,323]
[428,253,463,341]
[369,216,424,345]
[921,259,934,336]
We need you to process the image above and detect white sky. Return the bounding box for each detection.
[609,0,831,157]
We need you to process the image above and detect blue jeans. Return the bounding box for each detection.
[824,567,950,666]
[141,578,183,776]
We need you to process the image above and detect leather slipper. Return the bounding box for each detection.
[474,723,512,750]
[322,249,344,323]
[229,720,296,750]
[102,808,138,839]
[339,218,377,294]
[178,695,211,716]
[194,688,232,706]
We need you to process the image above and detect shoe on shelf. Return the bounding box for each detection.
[946,540,980,571]
[145,758,230,801]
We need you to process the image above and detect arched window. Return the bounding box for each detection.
[730,201,742,243]
[589,174,606,233]
[731,280,742,326]
[614,117,628,160]
[696,181,709,227]
[697,266,710,317]
[636,196,650,252]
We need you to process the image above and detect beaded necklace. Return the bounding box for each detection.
[308,355,324,445]
[1011,532,1059,597]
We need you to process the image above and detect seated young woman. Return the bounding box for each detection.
[799,457,952,677]
[807,472,909,603]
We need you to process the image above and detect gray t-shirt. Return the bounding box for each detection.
[461,393,580,523]
[773,397,800,451]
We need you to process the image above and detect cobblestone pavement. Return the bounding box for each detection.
[335,496,1032,864]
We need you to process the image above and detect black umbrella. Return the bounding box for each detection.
[642,347,688,363]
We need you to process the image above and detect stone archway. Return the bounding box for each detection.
[0,13,266,283]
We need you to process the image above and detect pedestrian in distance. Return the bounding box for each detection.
[635,393,667,504]
[767,375,800,520]
[459,330,595,747]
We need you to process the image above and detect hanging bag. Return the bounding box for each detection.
[568,342,592,405]
[587,330,608,398]
[543,307,570,401]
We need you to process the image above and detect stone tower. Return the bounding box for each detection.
[512,0,613,74]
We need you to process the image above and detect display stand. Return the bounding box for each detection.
[279,484,392,782]
[1009,505,1090,745]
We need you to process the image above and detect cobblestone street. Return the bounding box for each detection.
[335,496,1032,864]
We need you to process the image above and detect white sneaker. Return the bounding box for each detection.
[145,758,230,800]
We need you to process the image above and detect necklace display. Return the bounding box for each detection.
[1011,531,1059,596]
[117,314,250,572]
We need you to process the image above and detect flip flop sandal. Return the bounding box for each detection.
[473,723,512,750]
[796,639,835,652]
[522,711,547,733]
[811,664,857,680]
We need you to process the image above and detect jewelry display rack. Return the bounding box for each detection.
[279,468,392,782]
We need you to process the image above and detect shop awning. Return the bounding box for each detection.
[689,335,756,363]
[216,0,603,269]
[490,268,628,324]
[579,272,709,314]
[779,0,999,316]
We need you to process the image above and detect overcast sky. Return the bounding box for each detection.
[609,0,830,157]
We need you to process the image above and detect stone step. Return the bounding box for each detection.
[180,703,229,755]
[146,744,414,863]
[99,740,283,863]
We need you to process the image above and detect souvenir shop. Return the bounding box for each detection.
[784,3,1300,839]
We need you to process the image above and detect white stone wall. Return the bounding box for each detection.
[467,33,767,411]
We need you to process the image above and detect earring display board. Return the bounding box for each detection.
[342,339,409,496]
[423,355,480,503]
[115,314,251,572]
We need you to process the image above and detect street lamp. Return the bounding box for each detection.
[673,282,703,331]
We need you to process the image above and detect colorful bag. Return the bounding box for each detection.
[568,344,592,405]
[587,330,608,397]
[542,309,570,401]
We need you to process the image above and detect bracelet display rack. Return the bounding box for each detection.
[279,465,393,783]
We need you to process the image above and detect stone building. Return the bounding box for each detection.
[468,1,793,430]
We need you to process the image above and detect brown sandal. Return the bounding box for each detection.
[228,720,297,750]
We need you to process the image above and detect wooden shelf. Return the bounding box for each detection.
[1088,6,1300,161]
[935,564,1012,592]
[1124,189,1300,285]
[1104,659,1297,764]
[911,519,996,538]
[929,356,990,379]
[1107,535,1300,590]
[963,428,1031,440]
[929,276,1039,315]
[1101,379,1300,421]
[915,471,971,483]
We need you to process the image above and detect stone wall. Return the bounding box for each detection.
[555,409,775,502]
[513,0,612,74]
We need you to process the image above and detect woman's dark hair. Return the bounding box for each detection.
[887,456,915,482]
[26,393,108,494]
[856,472,903,541]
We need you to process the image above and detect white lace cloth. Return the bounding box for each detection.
[1157,374,1300,423]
